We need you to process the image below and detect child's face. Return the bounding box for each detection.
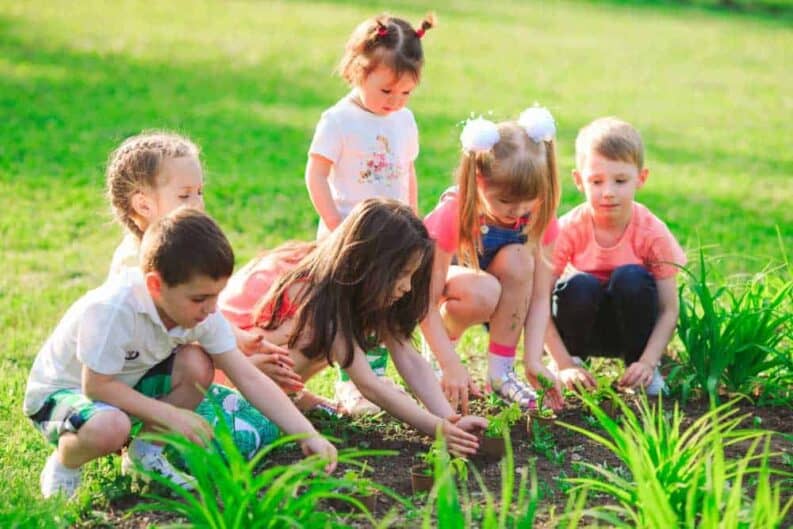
[355,65,417,116]
[574,150,648,223]
[148,272,228,330]
[135,155,204,230]
[479,185,539,228]
[386,251,423,306]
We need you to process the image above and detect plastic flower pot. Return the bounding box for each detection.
[480,435,506,459]
[526,411,557,435]
[410,464,434,494]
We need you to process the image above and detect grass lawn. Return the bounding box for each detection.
[1,0,790,526]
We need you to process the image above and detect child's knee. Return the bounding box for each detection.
[176,344,214,390]
[490,245,534,284]
[81,410,131,453]
[555,273,601,308]
[470,273,501,314]
[609,265,655,299]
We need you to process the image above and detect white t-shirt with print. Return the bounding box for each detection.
[107,232,140,280]
[23,267,237,416]
[308,93,419,234]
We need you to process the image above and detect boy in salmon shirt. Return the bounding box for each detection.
[546,117,686,397]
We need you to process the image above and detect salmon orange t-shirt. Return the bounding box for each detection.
[552,202,686,282]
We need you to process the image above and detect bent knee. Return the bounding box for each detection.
[83,410,131,453]
[175,344,214,390]
[489,245,535,284]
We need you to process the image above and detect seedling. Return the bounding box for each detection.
[411,437,468,494]
[531,374,558,420]
[484,402,522,439]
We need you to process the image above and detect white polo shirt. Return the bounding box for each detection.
[107,232,140,280]
[23,267,236,416]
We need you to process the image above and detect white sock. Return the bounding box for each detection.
[50,452,81,474]
[488,354,515,382]
[129,438,164,458]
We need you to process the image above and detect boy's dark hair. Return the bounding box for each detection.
[259,198,434,369]
[140,207,234,286]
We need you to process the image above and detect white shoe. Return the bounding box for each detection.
[40,451,82,499]
[122,442,196,491]
[645,367,666,397]
[490,371,538,410]
[335,380,381,416]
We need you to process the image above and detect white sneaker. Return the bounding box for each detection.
[645,367,666,397]
[40,451,82,499]
[335,380,381,416]
[122,441,196,491]
[490,371,538,410]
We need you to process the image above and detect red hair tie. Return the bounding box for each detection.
[377,25,388,37]
[416,27,425,39]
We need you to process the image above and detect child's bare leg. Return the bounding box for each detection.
[158,344,214,412]
[441,265,501,338]
[483,244,535,406]
[59,410,131,468]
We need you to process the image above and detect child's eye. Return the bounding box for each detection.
[616,179,627,184]
[401,90,411,96]
[179,195,190,200]
[381,89,392,94]
[191,297,206,303]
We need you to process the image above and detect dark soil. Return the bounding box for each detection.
[91,395,793,528]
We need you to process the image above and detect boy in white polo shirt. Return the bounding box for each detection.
[24,208,337,498]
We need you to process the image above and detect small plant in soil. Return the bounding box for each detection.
[411,437,468,494]
[481,402,523,458]
[531,374,558,420]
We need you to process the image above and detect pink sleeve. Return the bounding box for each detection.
[541,216,559,246]
[646,230,687,279]
[423,196,459,254]
[219,267,279,330]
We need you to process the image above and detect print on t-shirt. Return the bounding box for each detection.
[359,135,400,186]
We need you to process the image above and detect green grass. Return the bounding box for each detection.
[1,0,791,526]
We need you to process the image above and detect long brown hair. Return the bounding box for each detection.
[457,122,560,268]
[257,198,434,368]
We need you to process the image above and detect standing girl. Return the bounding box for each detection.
[305,13,435,413]
[421,107,565,414]
[220,199,487,456]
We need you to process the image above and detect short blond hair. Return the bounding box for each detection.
[575,117,644,170]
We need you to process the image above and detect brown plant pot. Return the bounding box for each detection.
[327,489,379,513]
[526,412,557,436]
[480,435,506,459]
[410,464,434,494]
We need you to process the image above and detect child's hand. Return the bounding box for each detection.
[620,361,654,389]
[439,415,481,457]
[163,408,214,446]
[249,352,304,392]
[455,415,488,436]
[557,366,597,393]
[300,435,338,474]
[441,361,481,415]
[524,363,565,411]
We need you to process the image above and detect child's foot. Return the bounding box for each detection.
[40,451,82,499]
[489,371,537,410]
[292,390,341,417]
[645,367,666,397]
[335,380,381,416]
[122,440,196,491]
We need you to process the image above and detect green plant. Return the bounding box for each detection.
[672,249,793,403]
[484,402,522,439]
[559,392,792,527]
[534,373,556,414]
[419,437,468,481]
[135,401,405,528]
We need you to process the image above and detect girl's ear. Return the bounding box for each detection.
[144,271,163,300]
[572,169,584,192]
[131,191,157,223]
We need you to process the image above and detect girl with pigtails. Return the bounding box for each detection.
[421,107,565,414]
[305,12,436,415]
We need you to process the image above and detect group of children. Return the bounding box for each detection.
[24,13,686,499]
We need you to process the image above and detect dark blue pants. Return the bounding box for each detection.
[551,265,658,365]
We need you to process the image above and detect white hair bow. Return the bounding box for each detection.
[518,105,556,143]
[460,117,499,153]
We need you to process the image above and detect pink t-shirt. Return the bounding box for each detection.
[423,189,559,254]
[552,202,686,282]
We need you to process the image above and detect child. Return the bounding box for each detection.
[24,208,337,498]
[221,199,487,456]
[546,117,686,396]
[105,131,296,390]
[305,13,435,414]
[421,107,564,414]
